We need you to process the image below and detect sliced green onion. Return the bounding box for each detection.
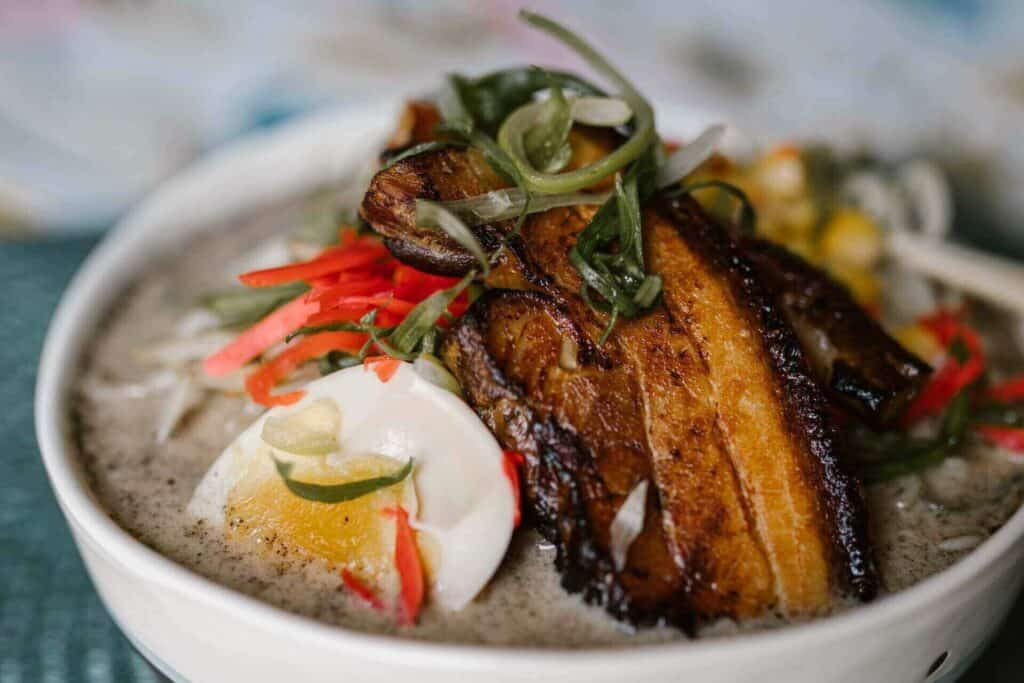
[436,121,525,193]
[261,399,340,456]
[569,249,637,317]
[523,82,573,173]
[655,124,726,189]
[427,188,609,227]
[598,308,620,346]
[673,179,757,236]
[287,320,393,343]
[413,353,464,397]
[416,200,491,274]
[858,390,972,484]
[202,282,309,327]
[438,74,540,239]
[438,76,474,131]
[633,274,662,308]
[614,173,643,268]
[570,96,632,127]
[498,11,656,195]
[273,457,413,504]
[448,67,605,135]
[382,140,465,171]
[388,272,474,355]
[319,350,363,375]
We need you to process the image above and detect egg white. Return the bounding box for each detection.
[188,362,515,611]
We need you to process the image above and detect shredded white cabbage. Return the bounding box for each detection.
[138,332,236,366]
[609,479,648,571]
[656,124,726,189]
[155,375,204,444]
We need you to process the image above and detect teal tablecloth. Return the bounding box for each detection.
[1,237,1021,682]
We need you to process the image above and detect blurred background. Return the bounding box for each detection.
[1,1,1022,681]
[2,0,1024,253]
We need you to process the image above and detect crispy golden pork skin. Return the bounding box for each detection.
[362,146,511,275]
[445,288,781,627]
[649,198,876,608]
[743,239,931,428]
[360,130,877,627]
[363,123,620,276]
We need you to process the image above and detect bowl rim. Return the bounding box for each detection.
[34,99,1024,672]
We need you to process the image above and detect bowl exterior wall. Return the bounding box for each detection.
[66,488,1024,683]
[38,102,1024,683]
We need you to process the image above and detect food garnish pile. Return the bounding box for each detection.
[133,12,1024,631]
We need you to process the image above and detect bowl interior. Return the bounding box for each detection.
[34,99,1024,672]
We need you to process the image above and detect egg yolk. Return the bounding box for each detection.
[226,454,407,586]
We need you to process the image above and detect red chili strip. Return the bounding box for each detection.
[317,294,417,318]
[502,450,525,528]
[380,506,424,626]
[203,294,320,377]
[392,264,460,302]
[918,310,964,346]
[363,355,402,383]
[902,312,986,425]
[308,278,395,301]
[244,331,366,407]
[986,374,1024,403]
[975,425,1024,453]
[341,570,385,611]
[239,245,387,288]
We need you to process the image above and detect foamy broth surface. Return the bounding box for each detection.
[73,195,1024,646]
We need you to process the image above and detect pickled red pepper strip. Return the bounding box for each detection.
[341,570,385,611]
[986,374,1024,403]
[502,450,525,527]
[380,506,424,626]
[975,425,1024,452]
[364,355,402,383]
[307,277,395,298]
[316,295,417,318]
[204,294,320,377]
[239,245,388,287]
[207,211,473,400]
[392,264,461,301]
[245,331,367,407]
[903,312,985,425]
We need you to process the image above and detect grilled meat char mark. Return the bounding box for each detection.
[363,108,620,277]
[362,108,922,427]
[490,195,876,609]
[742,239,932,428]
[361,126,878,624]
[362,145,510,276]
[443,290,707,628]
[652,197,876,602]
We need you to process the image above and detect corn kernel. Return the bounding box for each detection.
[819,208,884,268]
[894,323,944,364]
[827,262,880,307]
[757,153,805,198]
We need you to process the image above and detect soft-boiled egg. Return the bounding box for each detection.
[188,361,516,612]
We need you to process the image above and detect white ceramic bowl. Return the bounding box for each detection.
[36,101,1024,683]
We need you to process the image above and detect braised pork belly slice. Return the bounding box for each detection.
[742,238,932,428]
[360,118,878,627]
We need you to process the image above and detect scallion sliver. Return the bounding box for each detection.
[273,457,413,504]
